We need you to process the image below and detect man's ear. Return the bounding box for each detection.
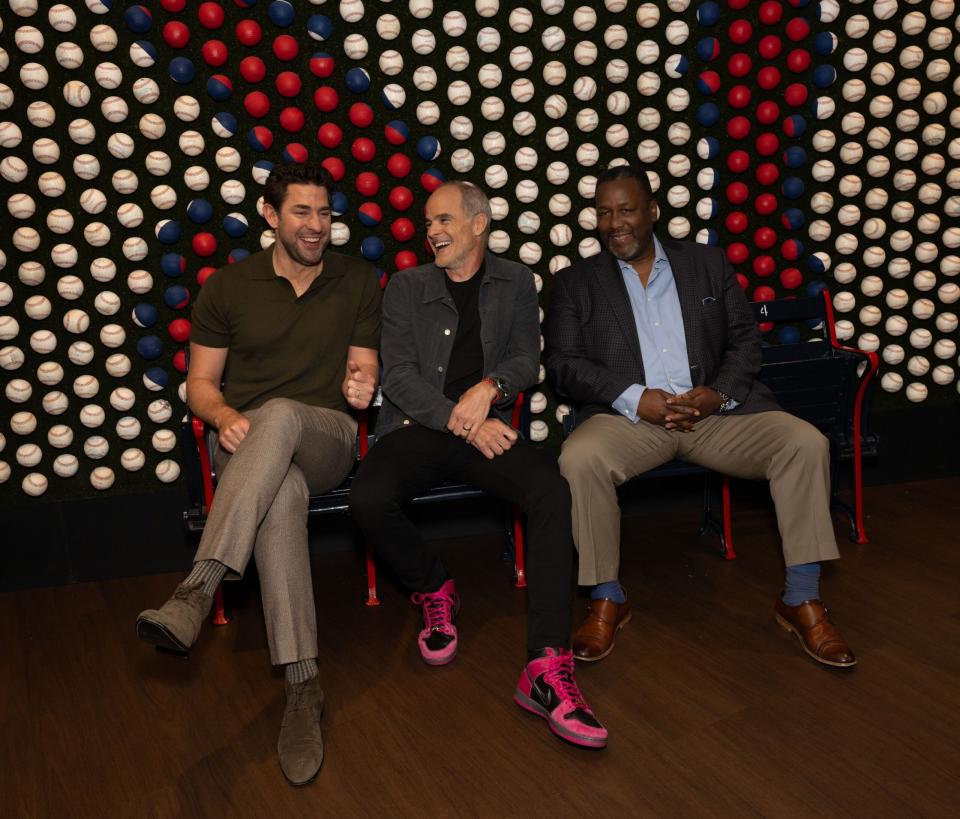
[263,202,280,229]
[650,199,660,223]
[472,212,489,237]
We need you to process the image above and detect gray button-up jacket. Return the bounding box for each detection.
[375,251,541,439]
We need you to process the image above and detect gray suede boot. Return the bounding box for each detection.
[278,675,325,786]
[136,579,213,653]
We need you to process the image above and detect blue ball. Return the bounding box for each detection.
[160,253,185,277]
[361,236,385,261]
[212,111,238,138]
[132,303,158,328]
[807,256,829,275]
[778,325,801,345]
[782,177,805,200]
[252,159,274,185]
[812,64,837,88]
[782,208,805,230]
[156,220,181,244]
[666,54,689,78]
[345,67,371,93]
[697,228,720,246]
[164,284,190,310]
[416,136,441,161]
[132,40,157,67]
[186,199,213,225]
[269,0,295,26]
[695,36,720,61]
[223,213,248,238]
[124,5,152,33]
[806,279,828,296]
[228,248,251,264]
[812,31,837,56]
[169,56,195,84]
[308,14,333,41]
[696,102,721,127]
[697,136,721,160]
[206,75,232,102]
[331,191,349,216]
[385,119,410,144]
[137,335,164,361]
[696,2,721,26]
[700,198,719,219]
[782,146,806,168]
[143,367,168,391]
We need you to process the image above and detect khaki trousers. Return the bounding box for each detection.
[194,398,356,665]
[558,411,841,586]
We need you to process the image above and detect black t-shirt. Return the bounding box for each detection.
[443,265,485,402]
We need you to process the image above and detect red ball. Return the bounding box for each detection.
[726,181,749,204]
[727,242,749,265]
[358,202,382,224]
[786,49,811,73]
[753,285,776,302]
[753,255,776,277]
[420,171,444,193]
[780,267,803,289]
[197,266,216,286]
[727,53,752,78]
[755,132,780,156]
[284,143,308,164]
[275,71,301,97]
[313,86,339,112]
[757,66,781,90]
[322,157,345,181]
[754,193,778,215]
[386,153,412,178]
[725,211,749,234]
[759,1,783,25]
[758,320,774,333]
[279,106,305,133]
[395,251,418,271]
[273,34,298,61]
[317,123,342,148]
[356,171,380,197]
[239,56,266,83]
[310,54,334,78]
[727,116,751,140]
[737,272,750,291]
[162,21,191,48]
[753,228,777,250]
[728,20,752,44]
[389,186,413,211]
[755,163,780,186]
[352,137,376,162]
[758,35,782,60]
[235,19,261,46]
[728,84,751,108]
[727,0,750,8]
[192,232,217,257]
[726,150,750,173]
[201,39,228,66]
[168,318,191,343]
[784,83,808,107]
[244,91,270,118]
[160,0,186,11]
[173,348,189,374]
[349,102,374,128]
[390,218,415,242]
[197,2,224,29]
[756,100,780,124]
[698,71,721,94]
[785,17,810,41]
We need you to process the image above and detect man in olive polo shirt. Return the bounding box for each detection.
[136,163,381,786]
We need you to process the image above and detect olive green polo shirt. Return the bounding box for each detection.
[190,249,381,413]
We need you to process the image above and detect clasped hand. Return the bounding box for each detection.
[638,386,723,431]
[446,380,498,442]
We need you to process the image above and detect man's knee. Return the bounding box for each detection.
[348,463,397,524]
[558,433,611,487]
[256,397,305,428]
[786,420,830,465]
[266,468,310,520]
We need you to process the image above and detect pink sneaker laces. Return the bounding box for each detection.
[541,651,588,710]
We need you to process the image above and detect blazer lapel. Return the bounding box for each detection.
[595,251,644,371]
[660,239,704,386]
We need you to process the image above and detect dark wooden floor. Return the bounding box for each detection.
[2,477,958,819]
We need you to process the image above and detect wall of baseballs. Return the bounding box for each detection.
[1,0,958,503]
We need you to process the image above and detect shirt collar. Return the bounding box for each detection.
[615,235,669,275]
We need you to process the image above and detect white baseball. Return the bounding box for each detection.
[341,0,365,23]
[20,62,49,91]
[509,46,534,72]
[100,324,126,348]
[183,167,209,191]
[85,436,110,461]
[513,111,536,136]
[127,270,153,294]
[156,459,181,484]
[121,448,146,471]
[90,466,115,489]
[80,404,106,428]
[475,0,499,17]
[90,24,118,52]
[173,96,200,122]
[117,203,144,229]
[79,188,107,214]
[478,64,503,89]
[152,429,178,453]
[411,29,436,55]
[409,0,434,19]
[68,341,94,366]
[17,443,42,468]
[116,416,141,440]
[22,472,48,496]
[376,14,400,39]
[515,179,539,203]
[542,61,566,87]
[546,161,570,185]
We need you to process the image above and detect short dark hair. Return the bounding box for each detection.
[596,163,655,201]
[263,163,335,211]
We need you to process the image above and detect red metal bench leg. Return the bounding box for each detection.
[721,475,736,560]
[212,583,230,626]
[512,506,527,588]
[364,541,381,606]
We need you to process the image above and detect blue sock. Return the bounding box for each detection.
[782,563,821,606]
[591,580,626,604]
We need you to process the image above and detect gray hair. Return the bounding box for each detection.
[440,181,492,229]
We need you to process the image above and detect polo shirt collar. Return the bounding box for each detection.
[252,249,346,281]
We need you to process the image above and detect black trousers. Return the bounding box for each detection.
[349,425,574,650]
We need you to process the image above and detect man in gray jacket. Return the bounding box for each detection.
[349,181,607,749]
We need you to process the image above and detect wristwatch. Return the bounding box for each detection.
[716,391,733,414]
[485,376,509,403]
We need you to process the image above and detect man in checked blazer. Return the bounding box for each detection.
[545,164,856,670]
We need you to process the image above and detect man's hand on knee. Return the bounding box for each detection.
[215,407,251,452]
[664,387,722,429]
[638,388,695,432]
[469,419,518,459]
[447,379,498,442]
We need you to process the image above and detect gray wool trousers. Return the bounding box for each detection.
[193,397,356,665]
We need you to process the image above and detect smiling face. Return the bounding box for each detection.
[424,184,488,278]
[263,182,331,268]
[595,176,659,265]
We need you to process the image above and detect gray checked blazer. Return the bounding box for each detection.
[544,237,779,425]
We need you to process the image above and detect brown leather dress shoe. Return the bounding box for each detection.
[572,598,632,662]
[774,598,856,668]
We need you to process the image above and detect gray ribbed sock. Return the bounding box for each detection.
[285,658,319,684]
[184,559,228,597]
